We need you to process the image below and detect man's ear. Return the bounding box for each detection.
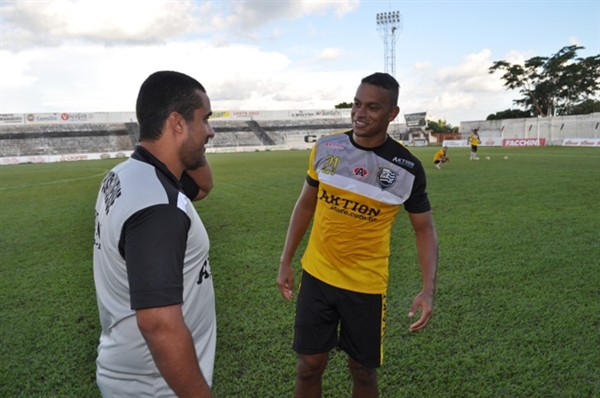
[166,111,186,136]
[389,106,400,122]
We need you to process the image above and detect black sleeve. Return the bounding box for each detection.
[119,204,191,310]
[306,174,319,187]
[403,163,432,214]
[180,172,200,200]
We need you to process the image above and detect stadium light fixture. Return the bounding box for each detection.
[376,11,403,77]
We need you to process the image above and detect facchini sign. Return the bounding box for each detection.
[502,138,547,147]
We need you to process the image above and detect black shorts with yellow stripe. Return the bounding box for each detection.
[293,271,387,368]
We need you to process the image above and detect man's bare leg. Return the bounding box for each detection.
[348,356,378,398]
[294,352,329,398]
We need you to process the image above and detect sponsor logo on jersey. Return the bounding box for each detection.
[353,167,368,177]
[323,142,345,149]
[319,189,380,220]
[378,168,397,190]
[391,157,415,168]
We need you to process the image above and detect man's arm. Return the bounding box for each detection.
[137,304,213,398]
[186,157,213,201]
[407,210,439,332]
[277,181,318,300]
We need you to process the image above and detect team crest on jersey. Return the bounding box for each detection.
[353,166,368,177]
[101,171,121,215]
[378,167,397,189]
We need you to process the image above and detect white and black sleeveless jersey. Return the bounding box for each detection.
[93,146,216,387]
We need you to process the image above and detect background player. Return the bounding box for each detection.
[433,145,449,169]
[468,128,481,160]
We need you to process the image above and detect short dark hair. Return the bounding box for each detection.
[361,72,400,107]
[136,71,206,142]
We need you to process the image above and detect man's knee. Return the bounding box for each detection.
[297,353,328,379]
[348,357,377,384]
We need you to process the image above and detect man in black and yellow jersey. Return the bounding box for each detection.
[433,146,449,169]
[277,72,439,398]
[468,128,481,160]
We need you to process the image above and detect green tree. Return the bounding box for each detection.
[568,99,600,115]
[487,108,532,120]
[427,119,457,133]
[489,45,600,117]
[335,102,353,109]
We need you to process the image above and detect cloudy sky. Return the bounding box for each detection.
[1,0,598,126]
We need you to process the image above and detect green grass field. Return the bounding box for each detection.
[1,146,599,397]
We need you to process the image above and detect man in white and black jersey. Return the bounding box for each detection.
[93,71,216,397]
[277,72,439,398]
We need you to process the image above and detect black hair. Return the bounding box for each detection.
[361,72,400,107]
[136,71,206,142]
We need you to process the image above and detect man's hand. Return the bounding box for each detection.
[277,263,295,300]
[407,290,435,332]
[137,305,213,397]
[407,211,438,332]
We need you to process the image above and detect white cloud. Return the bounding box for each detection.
[434,49,504,93]
[206,0,359,41]
[414,62,430,70]
[1,0,360,50]
[1,39,360,113]
[0,0,204,50]
[504,50,531,65]
[429,91,478,112]
[569,36,582,46]
[396,49,518,125]
[0,51,38,87]
[316,48,342,61]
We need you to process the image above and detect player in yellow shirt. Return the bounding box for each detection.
[277,72,439,398]
[433,146,449,169]
[468,128,481,160]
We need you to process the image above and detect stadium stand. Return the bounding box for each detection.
[0,118,353,157]
[0,123,133,157]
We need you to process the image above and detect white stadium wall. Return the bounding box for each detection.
[458,113,600,147]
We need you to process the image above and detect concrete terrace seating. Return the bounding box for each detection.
[0,123,133,157]
[0,118,353,157]
[208,120,262,147]
[248,118,352,147]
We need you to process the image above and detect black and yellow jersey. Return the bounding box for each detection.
[468,134,481,146]
[301,131,430,294]
[433,149,446,162]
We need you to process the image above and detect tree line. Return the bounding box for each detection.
[488,45,599,120]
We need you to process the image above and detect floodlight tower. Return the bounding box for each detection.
[376,11,403,77]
